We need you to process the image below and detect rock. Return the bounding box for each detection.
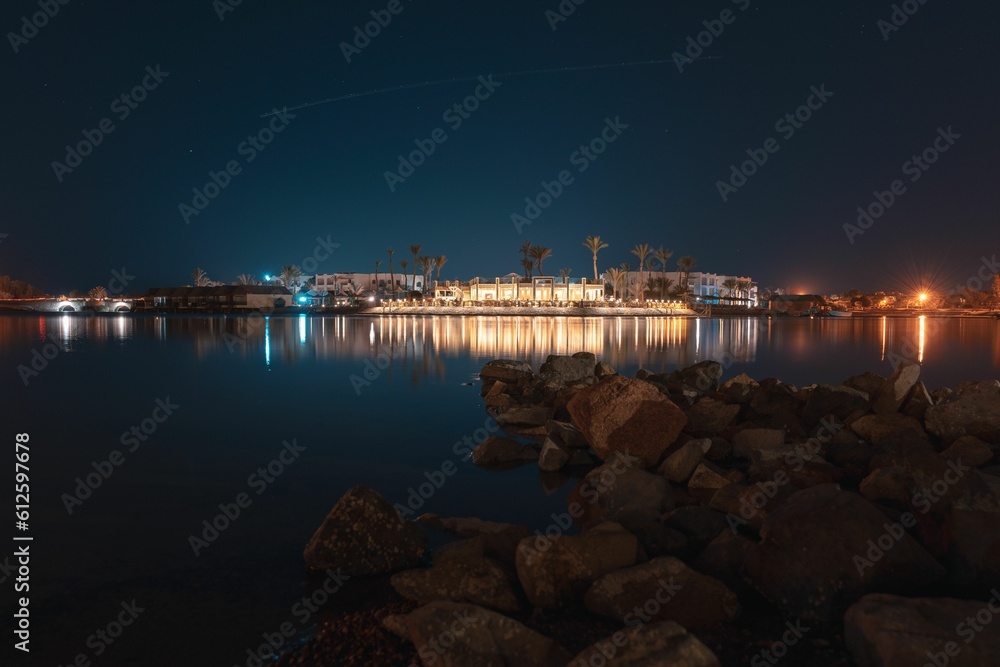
[539,354,596,385]
[404,601,571,667]
[567,449,596,466]
[494,405,556,427]
[801,384,870,427]
[657,438,711,483]
[901,381,934,421]
[694,530,755,594]
[472,436,538,465]
[926,381,1000,442]
[721,372,758,391]
[568,621,721,667]
[845,593,1000,667]
[704,437,733,461]
[873,360,921,414]
[744,484,947,621]
[585,556,741,628]
[538,437,571,472]
[688,462,732,491]
[567,375,687,467]
[684,398,741,436]
[663,506,730,549]
[420,516,530,568]
[483,380,513,409]
[381,614,410,640]
[545,420,590,448]
[940,436,995,468]
[479,360,533,394]
[844,372,886,398]
[390,556,520,612]
[304,485,427,575]
[515,522,639,608]
[944,505,1000,587]
[665,360,725,396]
[851,413,931,448]
[595,361,616,378]
[732,428,786,458]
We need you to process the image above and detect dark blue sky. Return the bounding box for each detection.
[3,0,998,295]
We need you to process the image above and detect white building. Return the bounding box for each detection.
[608,270,757,305]
[311,272,423,295]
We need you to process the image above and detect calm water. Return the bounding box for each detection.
[1,313,998,665]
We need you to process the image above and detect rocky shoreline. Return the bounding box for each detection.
[279,353,1000,666]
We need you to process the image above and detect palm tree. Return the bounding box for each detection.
[677,256,696,295]
[408,244,422,295]
[192,267,211,287]
[529,246,552,276]
[374,259,382,294]
[400,260,409,292]
[417,256,433,293]
[519,241,533,278]
[631,243,652,302]
[558,268,572,283]
[619,262,632,300]
[89,286,108,301]
[520,257,534,280]
[583,236,608,281]
[606,268,626,301]
[279,265,302,295]
[434,255,448,284]
[236,273,259,286]
[387,248,395,296]
[654,247,673,299]
[722,278,739,304]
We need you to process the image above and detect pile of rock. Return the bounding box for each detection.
[302,354,1000,666]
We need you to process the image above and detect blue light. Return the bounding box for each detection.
[265,274,271,281]
[298,296,307,303]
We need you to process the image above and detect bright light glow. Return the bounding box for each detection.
[918,292,928,303]
[265,275,271,281]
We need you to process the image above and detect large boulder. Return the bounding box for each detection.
[493,406,556,427]
[926,381,1000,442]
[472,436,538,465]
[744,484,946,621]
[584,556,741,628]
[568,621,720,667]
[801,384,870,426]
[538,437,571,472]
[304,485,426,575]
[684,397,741,436]
[421,516,530,568]
[845,593,1000,667]
[850,413,932,449]
[731,428,786,458]
[567,375,687,466]
[515,522,639,608]
[390,556,520,612]
[873,360,921,414]
[479,360,534,394]
[403,601,571,667]
[539,354,597,386]
[658,438,711,483]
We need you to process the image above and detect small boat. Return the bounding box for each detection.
[827,310,853,317]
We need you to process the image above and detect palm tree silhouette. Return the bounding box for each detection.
[583,235,608,281]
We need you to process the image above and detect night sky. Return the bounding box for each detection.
[3,0,998,295]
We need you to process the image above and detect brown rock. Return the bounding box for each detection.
[584,556,741,628]
[304,485,427,575]
[851,413,932,448]
[873,360,921,414]
[744,484,947,621]
[472,436,538,465]
[567,375,687,467]
[685,397,741,436]
[390,556,520,612]
[689,462,733,491]
[926,381,1000,442]
[732,428,786,458]
[404,601,571,667]
[845,593,1000,667]
[658,438,711,483]
[538,437,571,472]
[568,621,721,667]
[515,522,639,608]
[940,436,995,468]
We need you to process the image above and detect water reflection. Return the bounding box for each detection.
[2,314,998,386]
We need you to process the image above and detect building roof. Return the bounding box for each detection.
[143,286,293,297]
